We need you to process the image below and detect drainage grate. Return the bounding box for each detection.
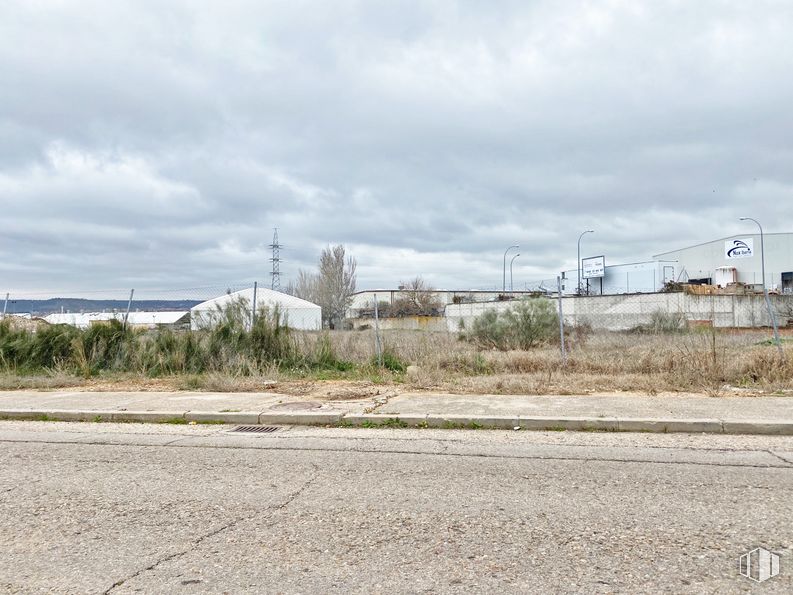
[228,425,281,434]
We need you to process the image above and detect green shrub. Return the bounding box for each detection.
[0,298,298,377]
[308,333,353,371]
[80,320,130,372]
[464,298,559,350]
[501,298,559,349]
[372,347,407,372]
[468,310,508,349]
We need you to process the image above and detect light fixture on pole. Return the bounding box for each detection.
[739,217,782,356]
[577,230,594,295]
[510,253,520,292]
[503,245,519,292]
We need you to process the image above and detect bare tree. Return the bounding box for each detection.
[286,269,319,304]
[317,245,357,328]
[386,276,442,316]
[288,245,356,328]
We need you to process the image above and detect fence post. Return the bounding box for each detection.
[764,293,783,358]
[251,281,258,330]
[557,277,566,366]
[2,293,8,319]
[123,289,134,331]
[373,293,383,367]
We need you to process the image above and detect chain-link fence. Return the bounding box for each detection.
[0,282,257,327]
[445,291,793,332]
[4,284,793,336]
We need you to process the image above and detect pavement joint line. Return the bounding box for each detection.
[6,424,781,456]
[2,436,792,470]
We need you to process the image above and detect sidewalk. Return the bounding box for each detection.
[1,390,792,434]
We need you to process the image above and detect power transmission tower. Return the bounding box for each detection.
[269,228,282,291]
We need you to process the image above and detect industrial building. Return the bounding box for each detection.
[558,232,793,296]
[653,232,793,293]
[560,260,677,296]
[44,311,190,330]
[191,287,321,331]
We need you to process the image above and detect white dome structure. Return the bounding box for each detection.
[190,287,321,331]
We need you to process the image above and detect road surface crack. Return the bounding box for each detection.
[102,464,320,594]
[766,450,793,465]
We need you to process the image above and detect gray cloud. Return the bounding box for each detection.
[1,0,792,296]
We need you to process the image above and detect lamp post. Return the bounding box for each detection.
[510,253,520,293]
[739,217,782,356]
[503,245,519,292]
[577,230,594,295]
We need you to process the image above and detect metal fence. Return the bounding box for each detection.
[0,282,256,323]
[444,292,793,333]
[4,284,793,335]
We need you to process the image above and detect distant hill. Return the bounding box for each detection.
[4,298,202,316]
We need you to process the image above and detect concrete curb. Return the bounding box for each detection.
[0,409,188,423]
[2,409,793,435]
[185,411,261,424]
[259,411,344,425]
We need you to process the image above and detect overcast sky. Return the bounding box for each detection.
[2,0,792,296]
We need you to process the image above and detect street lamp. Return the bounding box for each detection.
[739,217,782,355]
[503,245,519,292]
[577,230,594,295]
[509,253,520,292]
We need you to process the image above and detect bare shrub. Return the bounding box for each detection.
[384,276,443,317]
[631,310,688,334]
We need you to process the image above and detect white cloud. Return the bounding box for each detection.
[1,0,792,294]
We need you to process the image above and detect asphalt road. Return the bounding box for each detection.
[1,422,792,594]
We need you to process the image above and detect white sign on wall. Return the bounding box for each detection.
[582,255,606,278]
[725,238,754,259]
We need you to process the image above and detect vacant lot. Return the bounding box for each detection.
[1,317,791,396]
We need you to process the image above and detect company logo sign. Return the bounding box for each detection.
[725,238,753,259]
[739,547,780,583]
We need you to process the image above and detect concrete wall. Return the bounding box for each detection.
[349,289,542,318]
[349,316,448,332]
[445,293,793,332]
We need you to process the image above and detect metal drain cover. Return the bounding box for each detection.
[228,425,281,434]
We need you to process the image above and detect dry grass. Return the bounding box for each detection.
[318,328,793,396]
[0,372,88,391]
[1,326,791,397]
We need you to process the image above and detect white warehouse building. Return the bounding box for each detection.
[653,232,793,293]
[561,260,677,296]
[45,311,190,330]
[190,287,322,331]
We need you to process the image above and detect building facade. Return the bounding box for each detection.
[560,260,677,296]
[653,232,793,293]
